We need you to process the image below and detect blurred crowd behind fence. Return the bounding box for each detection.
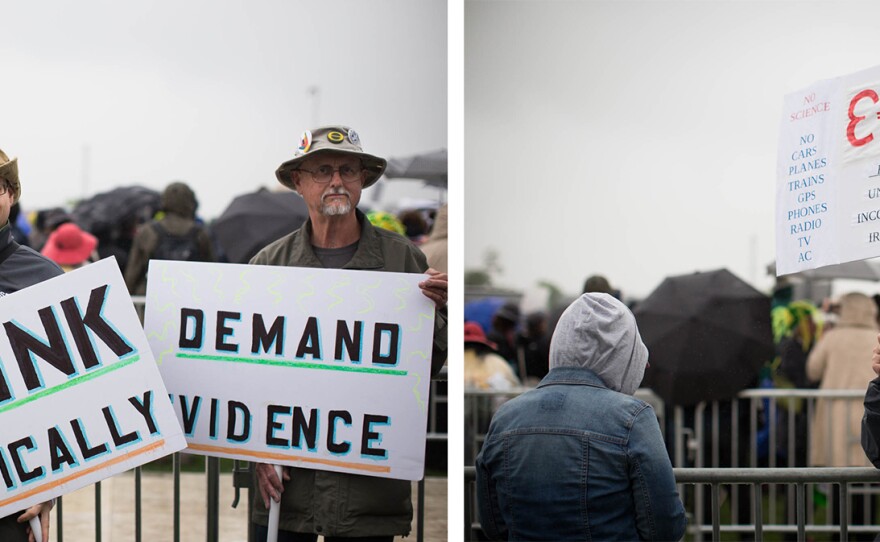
[465,387,880,540]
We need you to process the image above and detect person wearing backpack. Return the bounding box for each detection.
[124,181,215,295]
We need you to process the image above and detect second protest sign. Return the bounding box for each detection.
[144,260,436,481]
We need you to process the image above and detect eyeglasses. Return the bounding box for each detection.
[297,164,364,184]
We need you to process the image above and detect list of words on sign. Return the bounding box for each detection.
[785,130,828,265]
[860,165,880,244]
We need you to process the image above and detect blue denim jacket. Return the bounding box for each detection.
[476,368,686,541]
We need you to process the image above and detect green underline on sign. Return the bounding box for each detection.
[175,353,408,376]
[0,354,141,414]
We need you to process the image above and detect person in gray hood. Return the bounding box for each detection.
[476,293,686,541]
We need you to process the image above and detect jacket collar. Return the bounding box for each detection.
[286,209,385,269]
[536,366,609,390]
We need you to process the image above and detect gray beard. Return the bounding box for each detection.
[321,200,351,216]
[320,188,352,216]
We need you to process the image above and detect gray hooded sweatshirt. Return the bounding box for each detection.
[476,293,687,541]
[549,292,649,395]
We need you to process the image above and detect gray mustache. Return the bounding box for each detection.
[323,188,351,200]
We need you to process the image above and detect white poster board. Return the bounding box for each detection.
[144,261,436,481]
[777,63,880,275]
[0,258,185,518]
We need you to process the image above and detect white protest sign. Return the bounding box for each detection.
[144,261,436,481]
[0,258,186,518]
[777,64,880,275]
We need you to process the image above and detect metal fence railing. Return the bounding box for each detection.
[464,466,880,541]
[466,386,877,540]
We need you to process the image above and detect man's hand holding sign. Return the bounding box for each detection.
[419,268,449,309]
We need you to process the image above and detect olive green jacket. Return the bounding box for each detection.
[249,210,447,537]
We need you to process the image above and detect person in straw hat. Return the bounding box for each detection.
[0,148,62,541]
[249,126,448,541]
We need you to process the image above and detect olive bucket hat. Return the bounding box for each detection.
[275,126,387,191]
[0,149,20,202]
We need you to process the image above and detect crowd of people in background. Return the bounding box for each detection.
[3,127,449,542]
[467,270,880,538]
[9,185,448,295]
[464,272,625,393]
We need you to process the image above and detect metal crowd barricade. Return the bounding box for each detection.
[50,297,446,541]
[464,466,880,541]
[465,386,877,540]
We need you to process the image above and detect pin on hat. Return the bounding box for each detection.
[298,131,312,154]
[275,125,387,191]
[0,149,21,202]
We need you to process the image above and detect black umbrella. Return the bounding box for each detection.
[71,185,161,236]
[211,188,309,263]
[634,268,774,407]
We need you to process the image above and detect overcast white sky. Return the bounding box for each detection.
[465,0,880,300]
[2,0,447,221]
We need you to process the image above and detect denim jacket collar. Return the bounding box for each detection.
[536,366,609,390]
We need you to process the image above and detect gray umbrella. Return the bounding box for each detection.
[383,149,447,188]
[71,186,161,235]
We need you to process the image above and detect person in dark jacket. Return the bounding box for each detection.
[863,377,880,468]
[123,181,215,295]
[486,302,520,369]
[8,202,30,247]
[863,333,880,467]
[249,126,448,541]
[514,311,550,386]
[0,148,61,542]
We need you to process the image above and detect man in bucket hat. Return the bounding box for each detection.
[0,148,62,541]
[249,126,448,541]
